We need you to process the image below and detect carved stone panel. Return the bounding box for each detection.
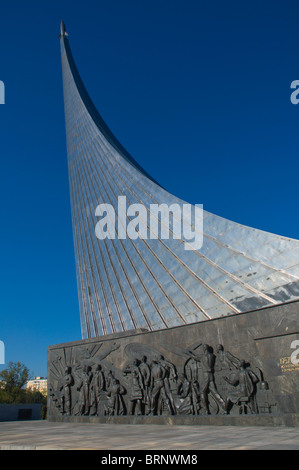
[48,338,277,418]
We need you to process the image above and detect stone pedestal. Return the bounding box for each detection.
[47,300,299,426]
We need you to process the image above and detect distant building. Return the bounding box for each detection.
[26,377,47,396]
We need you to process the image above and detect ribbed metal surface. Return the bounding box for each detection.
[60,32,299,340]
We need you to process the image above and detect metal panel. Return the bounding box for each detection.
[60,25,299,339]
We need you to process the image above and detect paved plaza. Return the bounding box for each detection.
[0,421,299,450]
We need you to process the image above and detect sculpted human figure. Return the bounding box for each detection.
[123,359,144,416]
[256,379,276,414]
[177,375,201,415]
[60,366,74,415]
[223,360,259,414]
[93,364,105,394]
[139,356,151,415]
[186,344,225,415]
[77,365,93,416]
[106,378,126,416]
[157,354,177,383]
[215,344,241,371]
[149,360,175,415]
[92,364,106,415]
[156,354,177,415]
[106,370,115,390]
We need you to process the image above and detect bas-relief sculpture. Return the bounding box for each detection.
[48,339,277,418]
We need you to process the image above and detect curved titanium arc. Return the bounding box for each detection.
[73,122,150,331]
[81,121,238,316]
[74,112,196,326]
[77,109,278,310]
[62,40,297,306]
[102,143,299,283]
[67,82,178,330]
[92,137,278,308]
[62,37,162,188]
[60,27,299,338]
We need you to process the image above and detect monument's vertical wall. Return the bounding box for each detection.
[48,300,299,426]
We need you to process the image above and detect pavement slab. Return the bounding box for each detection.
[0,421,299,450]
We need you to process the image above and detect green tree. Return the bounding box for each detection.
[0,362,47,417]
[0,361,30,392]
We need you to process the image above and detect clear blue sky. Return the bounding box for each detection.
[0,0,299,377]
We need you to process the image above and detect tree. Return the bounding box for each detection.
[0,362,47,417]
[0,361,31,404]
[0,361,30,390]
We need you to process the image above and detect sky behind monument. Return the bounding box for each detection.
[0,0,299,376]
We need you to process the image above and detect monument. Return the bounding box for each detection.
[48,22,299,426]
